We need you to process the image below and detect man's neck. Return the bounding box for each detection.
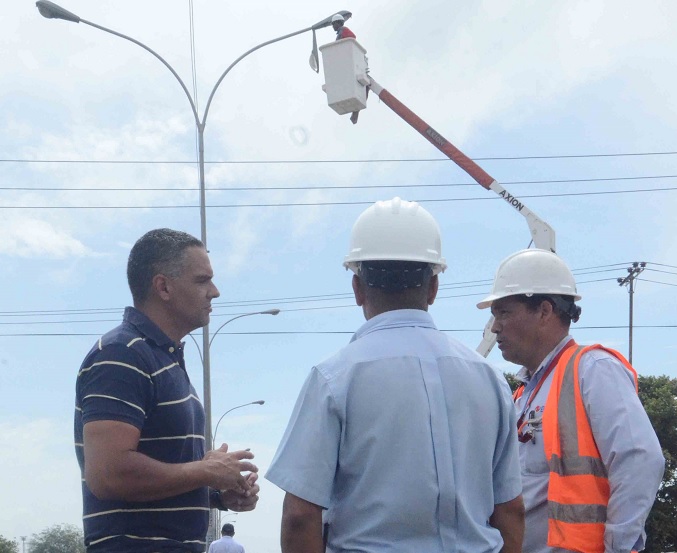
[526,331,570,377]
[134,303,184,343]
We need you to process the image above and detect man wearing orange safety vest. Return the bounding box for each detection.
[478,249,664,553]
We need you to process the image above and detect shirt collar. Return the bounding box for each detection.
[124,306,181,349]
[516,334,573,384]
[350,309,436,343]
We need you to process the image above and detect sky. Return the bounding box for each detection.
[2,0,677,550]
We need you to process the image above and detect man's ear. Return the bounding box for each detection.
[427,275,439,305]
[352,274,365,307]
[539,299,555,321]
[152,274,172,301]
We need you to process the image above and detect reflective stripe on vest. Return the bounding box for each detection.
[542,343,638,553]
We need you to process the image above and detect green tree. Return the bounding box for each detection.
[0,536,18,553]
[638,375,677,553]
[28,524,85,553]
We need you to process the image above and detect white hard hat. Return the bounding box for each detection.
[331,13,345,22]
[343,197,447,275]
[477,249,581,309]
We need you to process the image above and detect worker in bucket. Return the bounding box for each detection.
[478,248,664,553]
[332,13,356,40]
[267,197,524,553]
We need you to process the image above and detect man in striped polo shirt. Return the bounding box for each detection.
[75,228,259,552]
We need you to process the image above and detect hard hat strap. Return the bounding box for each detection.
[358,261,433,292]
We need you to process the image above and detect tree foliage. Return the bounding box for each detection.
[504,372,677,553]
[0,536,18,553]
[638,375,677,553]
[28,524,85,553]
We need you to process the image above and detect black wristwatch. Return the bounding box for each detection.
[209,489,227,510]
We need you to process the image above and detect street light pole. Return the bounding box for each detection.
[36,0,345,451]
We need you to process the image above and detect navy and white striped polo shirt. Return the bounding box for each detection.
[75,307,208,552]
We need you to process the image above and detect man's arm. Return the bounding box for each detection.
[490,495,525,553]
[281,493,324,553]
[83,420,257,501]
[580,353,665,552]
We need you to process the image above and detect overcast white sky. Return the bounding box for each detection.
[2,1,677,551]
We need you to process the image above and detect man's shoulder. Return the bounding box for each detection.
[579,344,626,363]
[316,322,494,377]
[80,321,160,374]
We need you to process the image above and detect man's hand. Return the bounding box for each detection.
[202,443,258,494]
[219,472,260,512]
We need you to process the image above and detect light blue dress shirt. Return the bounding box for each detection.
[266,309,522,553]
[208,536,244,553]
[515,335,665,553]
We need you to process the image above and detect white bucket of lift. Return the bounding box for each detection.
[319,38,369,115]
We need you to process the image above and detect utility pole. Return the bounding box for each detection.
[617,262,646,363]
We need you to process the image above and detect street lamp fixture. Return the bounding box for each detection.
[36,0,79,22]
[311,10,352,30]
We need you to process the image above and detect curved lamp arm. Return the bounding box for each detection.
[212,400,265,446]
[209,309,280,348]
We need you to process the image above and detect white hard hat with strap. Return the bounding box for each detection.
[344,197,447,275]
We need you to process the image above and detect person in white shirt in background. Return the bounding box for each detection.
[208,524,244,553]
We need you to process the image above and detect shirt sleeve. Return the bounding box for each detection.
[265,367,341,509]
[578,350,665,553]
[77,343,154,430]
[492,373,523,504]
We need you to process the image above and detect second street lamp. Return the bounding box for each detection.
[36,0,344,453]
[187,308,280,451]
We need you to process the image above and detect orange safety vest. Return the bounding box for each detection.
[539,342,638,553]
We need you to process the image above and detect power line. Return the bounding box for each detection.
[0,274,624,318]
[2,324,676,338]
[639,278,677,287]
[3,174,677,192]
[648,262,677,270]
[0,265,665,319]
[645,268,677,276]
[0,276,640,326]
[2,187,677,210]
[2,150,677,165]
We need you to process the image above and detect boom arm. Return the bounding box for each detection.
[368,77,556,356]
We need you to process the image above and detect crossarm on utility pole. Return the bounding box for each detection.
[368,77,557,356]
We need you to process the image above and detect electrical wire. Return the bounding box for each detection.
[2,174,677,192]
[1,324,676,338]
[0,275,663,326]
[188,0,201,183]
[638,279,677,287]
[2,187,677,210]
[0,264,644,318]
[2,150,677,165]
